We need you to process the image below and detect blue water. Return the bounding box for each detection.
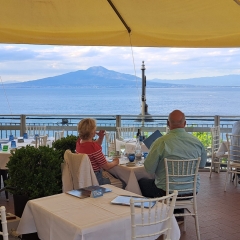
[0,86,240,115]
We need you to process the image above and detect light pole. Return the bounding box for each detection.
[141,61,146,126]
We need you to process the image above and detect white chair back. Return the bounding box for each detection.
[116,126,135,140]
[0,206,8,240]
[62,150,99,192]
[105,132,116,156]
[164,157,201,240]
[224,133,240,191]
[130,191,178,240]
[55,131,64,141]
[35,135,48,147]
[26,125,46,137]
[211,126,221,153]
[209,126,228,177]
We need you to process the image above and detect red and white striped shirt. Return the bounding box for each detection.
[76,139,107,172]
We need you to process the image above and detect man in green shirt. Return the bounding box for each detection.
[139,109,207,197]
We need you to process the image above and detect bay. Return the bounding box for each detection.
[0,86,240,115]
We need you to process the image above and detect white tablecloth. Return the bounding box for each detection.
[0,137,54,169]
[108,158,154,195]
[116,139,148,154]
[216,141,228,157]
[17,185,180,240]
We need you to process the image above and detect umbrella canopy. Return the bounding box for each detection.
[1,0,240,47]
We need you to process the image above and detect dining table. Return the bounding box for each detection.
[216,141,228,158]
[16,185,180,240]
[0,137,54,169]
[107,157,154,195]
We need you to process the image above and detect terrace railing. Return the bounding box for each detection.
[1,114,240,155]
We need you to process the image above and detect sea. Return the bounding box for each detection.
[1,86,240,116]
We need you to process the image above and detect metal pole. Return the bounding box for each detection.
[141,61,146,126]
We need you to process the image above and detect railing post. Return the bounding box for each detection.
[20,114,26,136]
[116,115,121,139]
[214,115,220,127]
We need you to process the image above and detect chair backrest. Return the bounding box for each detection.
[116,126,135,140]
[164,158,201,199]
[35,135,48,147]
[62,149,99,192]
[26,125,46,137]
[130,190,178,240]
[55,131,64,141]
[0,206,8,240]
[226,133,240,162]
[105,132,116,156]
[210,126,221,155]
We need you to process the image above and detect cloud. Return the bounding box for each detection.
[0,45,37,61]
[1,45,240,82]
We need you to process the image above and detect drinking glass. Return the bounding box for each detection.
[143,152,148,159]
[23,132,28,139]
[120,143,125,158]
[11,140,17,149]
[9,134,14,141]
[128,153,135,162]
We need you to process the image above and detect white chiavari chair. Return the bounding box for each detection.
[165,157,201,240]
[130,191,178,240]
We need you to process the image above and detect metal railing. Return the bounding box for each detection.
[1,114,240,155]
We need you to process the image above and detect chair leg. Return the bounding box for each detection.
[209,156,214,178]
[217,162,220,173]
[235,173,238,187]
[0,170,9,200]
[194,214,201,240]
[209,162,213,178]
[224,170,229,192]
[183,213,186,232]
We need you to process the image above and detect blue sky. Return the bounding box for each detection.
[1,44,240,82]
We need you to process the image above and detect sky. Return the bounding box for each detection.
[1,44,240,83]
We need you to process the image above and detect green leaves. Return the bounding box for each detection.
[6,145,62,200]
[52,135,78,159]
[192,131,212,148]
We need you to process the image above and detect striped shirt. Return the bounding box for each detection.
[76,139,107,172]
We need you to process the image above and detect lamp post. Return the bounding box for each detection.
[141,61,146,126]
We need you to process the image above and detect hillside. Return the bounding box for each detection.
[4,66,240,88]
[5,66,177,88]
[151,75,240,86]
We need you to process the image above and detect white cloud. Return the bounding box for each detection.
[1,44,240,82]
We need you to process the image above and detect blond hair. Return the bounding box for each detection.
[77,118,96,140]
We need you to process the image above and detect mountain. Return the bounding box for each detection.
[5,66,177,88]
[4,66,240,88]
[150,75,240,86]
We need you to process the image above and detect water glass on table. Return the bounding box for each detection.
[11,140,17,149]
[128,153,135,162]
[23,132,28,139]
[9,134,14,141]
[120,143,126,158]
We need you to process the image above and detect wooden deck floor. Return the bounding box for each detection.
[0,172,239,240]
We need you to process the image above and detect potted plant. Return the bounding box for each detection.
[6,145,62,216]
[52,134,78,159]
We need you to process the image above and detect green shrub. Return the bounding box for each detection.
[52,134,78,160]
[6,146,62,200]
[192,131,212,148]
